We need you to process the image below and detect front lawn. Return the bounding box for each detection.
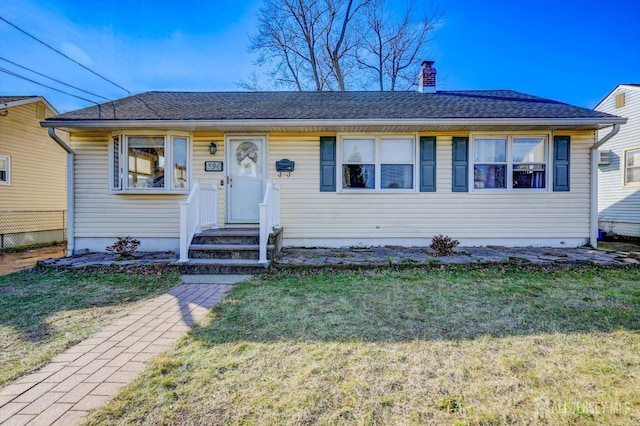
[0,269,181,386]
[87,266,640,425]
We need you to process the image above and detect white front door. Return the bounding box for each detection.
[226,136,266,223]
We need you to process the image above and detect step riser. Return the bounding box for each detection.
[192,235,259,245]
[188,249,273,260]
[179,263,268,275]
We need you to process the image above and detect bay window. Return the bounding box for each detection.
[473,135,547,190]
[340,136,415,191]
[111,133,189,192]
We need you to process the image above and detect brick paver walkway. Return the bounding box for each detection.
[0,275,251,426]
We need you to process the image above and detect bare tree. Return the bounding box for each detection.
[246,0,440,91]
[249,0,368,91]
[357,0,441,91]
[250,0,328,90]
[323,0,368,90]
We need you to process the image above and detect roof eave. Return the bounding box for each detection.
[41,117,627,132]
[2,96,59,115]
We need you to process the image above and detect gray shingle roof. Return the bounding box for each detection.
[48,90,618,122]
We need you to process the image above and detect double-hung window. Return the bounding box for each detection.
[473,135,547,190]
[624,147,640,186]
[340,136,415,191]
[111,133,189,192]
[0,155,9,184]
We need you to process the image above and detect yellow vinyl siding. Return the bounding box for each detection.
[192,132,225,226]
[72,133,227,240]
[0,102,67,210]
[71,133,182,238]
[267,131,593,243]
[69,129,594,246]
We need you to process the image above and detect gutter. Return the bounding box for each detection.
[47,128,75,256]
[40,116,627,130]
[590,124,621,248]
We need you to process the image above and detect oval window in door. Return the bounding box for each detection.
[236,141,259,177]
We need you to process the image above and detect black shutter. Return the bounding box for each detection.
[419,136,436,192]
[320,136,336,192]
[553,136,570,191]
[452,137,469,192]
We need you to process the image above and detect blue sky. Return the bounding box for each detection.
[1,0,638,113]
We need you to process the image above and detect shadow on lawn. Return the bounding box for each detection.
[0,270,178,345]
[189,268,640,344]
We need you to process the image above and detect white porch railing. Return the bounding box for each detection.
[259,180,281,264]
[179,180,218,262]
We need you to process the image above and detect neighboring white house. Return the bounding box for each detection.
[0,96,68,249]
[595,84,640,238]
[41,66,626,259]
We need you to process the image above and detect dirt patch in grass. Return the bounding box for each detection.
[0,269,181,386]
[0,245,66,276]
[86,266,640,425]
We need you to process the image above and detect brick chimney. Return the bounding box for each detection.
[418,60,437,93]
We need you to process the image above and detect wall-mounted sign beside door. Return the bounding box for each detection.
[204,161,223,172]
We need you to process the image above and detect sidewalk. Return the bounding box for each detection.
[0,275,252,426]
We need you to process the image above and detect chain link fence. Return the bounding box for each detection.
[0,210,67,249]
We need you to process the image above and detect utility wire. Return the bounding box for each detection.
[0,15,131,95]
[0,57,111,101]
[0,67,99,105]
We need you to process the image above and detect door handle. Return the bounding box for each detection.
[226,176,232,187]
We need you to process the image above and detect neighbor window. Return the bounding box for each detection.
[111,133,189,192]
[340,136,415,191]
[473,135,547,190]
[0,155,9,184]
[624,147,640,186]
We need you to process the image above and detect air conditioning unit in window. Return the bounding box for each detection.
[598,150,612,165]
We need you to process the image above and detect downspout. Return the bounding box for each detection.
[590,124,620,248]
[47,128,75,256]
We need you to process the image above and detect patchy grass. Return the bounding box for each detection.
[598,240,640,253]
[86,266,640,425]
[0,269,181,386]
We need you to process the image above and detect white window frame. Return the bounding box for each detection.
[470,133,549,192]
[110,131,191,194]
[337,134,418,192]
[0,155,10,185]
[623,146,640,187]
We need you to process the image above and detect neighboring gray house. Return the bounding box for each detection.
[596,84,640,238]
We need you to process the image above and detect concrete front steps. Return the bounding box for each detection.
[179,227,283,274]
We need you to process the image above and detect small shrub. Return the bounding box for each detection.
[430,234,460,257]
[106,237,141,259]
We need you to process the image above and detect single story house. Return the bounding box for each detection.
[0,96,68,249]
[595,84,640,238]
[41,69,626,264]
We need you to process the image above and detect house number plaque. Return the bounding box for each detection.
[204,161,223,172]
